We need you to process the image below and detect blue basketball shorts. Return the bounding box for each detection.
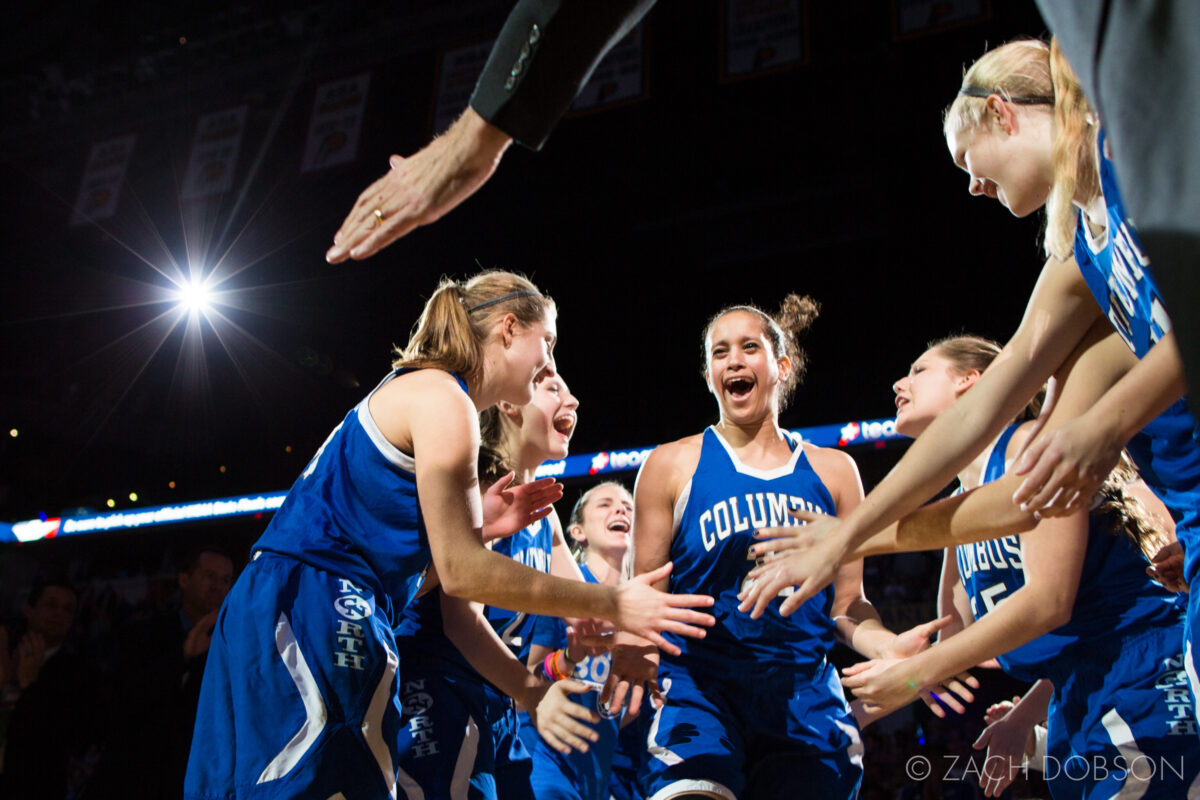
[184,552,403,800]
[395,661,533,800]
[1185,573,1200,727]
[517,681,620,800]
[1044,623,1200,799]
[608,703,650,800]
[641,656,862,800]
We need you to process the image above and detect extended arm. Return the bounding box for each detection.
[841,511,1087,716]
[1013,330,1186,514]
[605,441,693,714]
[440,593,599,753]
[740,317,1123,616]
[377,373,712,650]
[827,258,1100,551]
[973,680,1053,797]
[326,0,656,262]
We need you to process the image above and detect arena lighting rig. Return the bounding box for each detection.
[1,418,903,544]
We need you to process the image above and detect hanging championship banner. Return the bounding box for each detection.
[181,105,248,200]
[570,23,647,113]
[301,73,370,173]
[70,134,137,226]
[721,0,807,81]
[432,40,495,137]
[891,0,991,40]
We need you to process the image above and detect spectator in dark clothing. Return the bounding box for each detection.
[0,579,98,800]
[90,547,234,800]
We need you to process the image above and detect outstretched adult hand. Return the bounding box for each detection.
[737,509,848,618]
[877,616,978,718]
[326,108,513,262]
[1011,411,1122,518]
[973,696,1037,797]
[841,656,976,719]
[1148,540,1188,592]
[526,680,601,755]
[613,563,714,655]
[481,473,563,542]
[600,632,661,718]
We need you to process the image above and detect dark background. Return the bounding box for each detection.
[0,0,1051,525]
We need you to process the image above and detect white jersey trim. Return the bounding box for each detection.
[449,717,481,799]
[708,426,804,481]
[1081,192,1110,254]
[835,718,864,768]
[363,635,400,800]
[1100,708,1149,800]
[672,479,692,534]
[357,372,416,473]
[257,612,329,784]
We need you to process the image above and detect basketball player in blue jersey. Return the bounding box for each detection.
[740,41,1200,689]
[841,335,1198,798]
[520,481,638,800]
[184,271,714,800]
[393,368,600,799]
[620,297,974,800]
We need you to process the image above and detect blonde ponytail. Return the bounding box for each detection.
[1045,38,1100,261]
[394,270,554,383]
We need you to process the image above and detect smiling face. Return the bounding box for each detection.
[517,370,579,462]
[705,310,790,425]
[946,105,1055,218]
[570,483,633,558]
[892,348,975,437]
[499,310,558,406]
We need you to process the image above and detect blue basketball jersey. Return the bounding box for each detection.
[955,425,1184,682]
[1075,131,1168,356]
[488,517,556,661]
[520,564,622,800]
[1073,129,1200,584]
[666,427,837,667]
[393,516,555,676]
[253,368,467,624]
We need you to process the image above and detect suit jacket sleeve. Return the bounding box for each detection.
[469,0,656,150]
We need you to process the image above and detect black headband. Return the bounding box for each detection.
[957,85,1053,105]
[466,290,542,313]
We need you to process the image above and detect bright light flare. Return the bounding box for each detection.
[172,277,216,315]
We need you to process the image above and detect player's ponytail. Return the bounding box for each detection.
[1095,455,1172,563]
[394,270,554,384]
[943,38,1099,261]
[1046,37,1100,262]
[772,293,819,401]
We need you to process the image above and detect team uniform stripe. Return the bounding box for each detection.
[257,613,329,784]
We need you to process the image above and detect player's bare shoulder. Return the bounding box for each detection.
[370,368,476,452]
[800,441,864,511]
[643,433,705,485]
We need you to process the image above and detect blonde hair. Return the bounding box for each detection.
[393,270,555,385]
[702,294,820,412]
[943,38,1099,261]
[928,334,1043,422]
[567,481,633,563]
[931,336,1163,557]
[1096,455,1171,563]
